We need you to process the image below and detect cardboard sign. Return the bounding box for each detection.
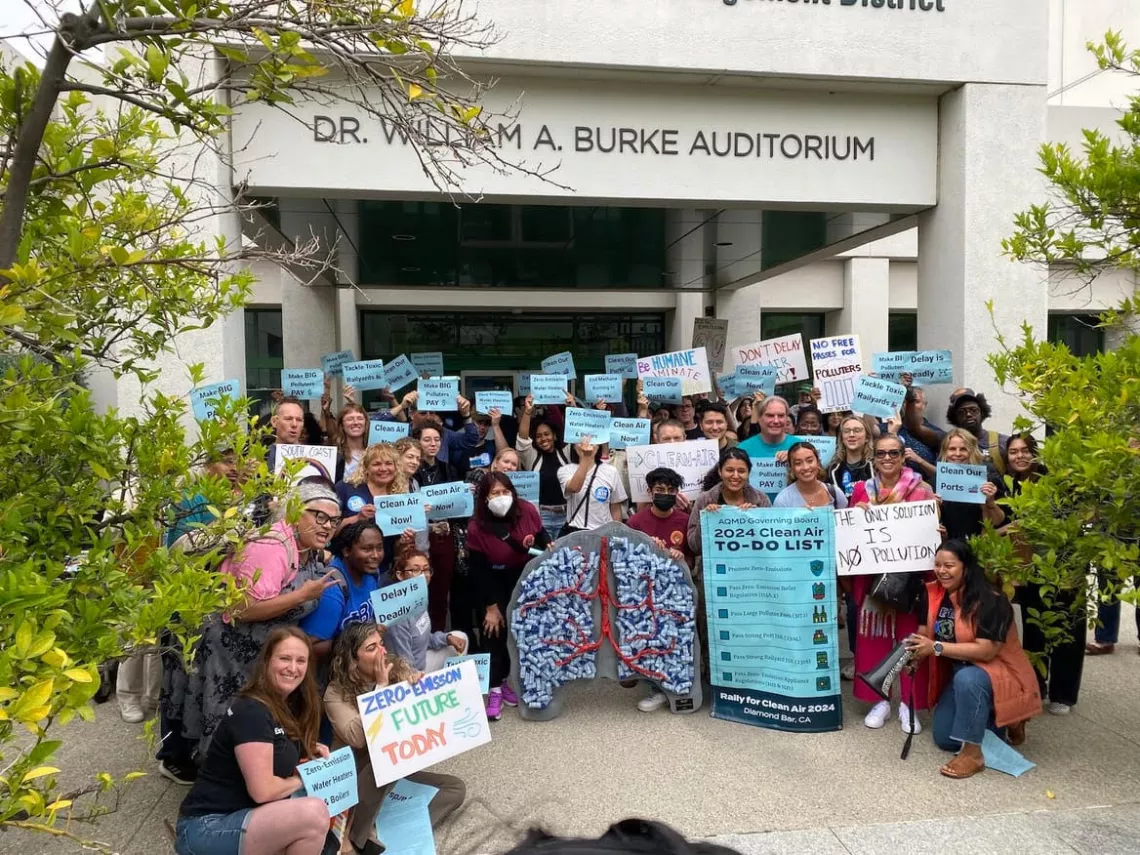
[282,368,324,399]
[735,365,779,397]
[872,350,954,386]
[384,355,419,391]
[692,317,730,372]
[530,374,568,405]
[189,378,240,422]
[297,746,358,814]
[642,376,684,405]
[356,661,492,786]
[748,459,788,497]
[443,653,491,694]
[273,445,338,481]
[410,351,444,378]
[609,417,652,450]
[636,347,711,395]
[541,351,577,380]
[563,407,612,445]
[373,493,427,536]
[475,390,513,415]
[791,435,837,463]
[584,374,623,403]
[936,462,987,505]
[850,375,907,419]
[321,349,356,377]
[507,470,540,504]
[605,353,640,379]
[421,481,475,520]
[375,779,438,855]
[834,499,941,576]
[343,359,388,392]
[626,439,720,503]
[810,335,864,413]
[417,377,459,412]
[369,574,428,627]
[369,419,410,445]
[733,334,809,385]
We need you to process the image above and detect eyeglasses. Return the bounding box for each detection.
[305,508,342,528]
[873,449,903,459]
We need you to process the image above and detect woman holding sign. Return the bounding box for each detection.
[936,429,1005,541]
[176,627,330,855]
[336,444,418,576]
[335,403,370,482]
[516,395,572,539]
[773,442,848,510]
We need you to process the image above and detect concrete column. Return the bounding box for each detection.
[335,199,361,357]
[666,209,710,350]
[917,83,1048,430]
[830,257,890,356]
[282,269,337,407]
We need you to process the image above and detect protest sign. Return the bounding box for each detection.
[626,439,719,502]
[507,470,540,504]
[530,374,568,405]
[563,407,612,445]
[605,353,640,379]
[834,499,941,576]
[850,375,907,419]
[642,376,683,405]
[189,378,240,422]
[609,417,651,450]
[369,419,410,445]
[281,368,324,399]
[735,365,779,397]
[702,508,841,732]
[475,390,514,415]
[692,317,730,372]
[748,459,788,497]
[321,349,356,377]
[516,372,532,396]
[273,445,338,481]
[936,462,987,505]
[542,351,577,379]
[374,493,427,536]
[636,347,711,395]
[733,334,809,384]
[872,350,954,386]
[297,746,358,814]
[357,660,491,787]
[369,575,428,627]
[410,351,444,378]
[374,779,439,855]
[418,377,459,412]
[384,354,419,391]
[717,370,737,398]
[343,359,388,392]
[421,481,475,520]
[584,374,623,403]
[443,653,491,694]
[810,335,864,413]
[791,435,837,463]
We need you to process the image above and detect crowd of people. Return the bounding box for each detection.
[111,370,1131,855]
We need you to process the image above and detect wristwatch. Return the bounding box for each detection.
[933,642,944,657]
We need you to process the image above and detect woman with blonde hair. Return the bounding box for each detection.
[336,402,370,482]
[936,427,1005,542]
[394,436,422,488]
[826,414,874,498]
[335,443,416,575]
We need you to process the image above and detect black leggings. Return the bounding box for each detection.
[1017,584,1086,706]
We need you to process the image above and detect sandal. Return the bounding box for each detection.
[1006,720,1026,747]
[1085,642,1115,656]
[940,752,985,779]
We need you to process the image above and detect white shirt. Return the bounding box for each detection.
[557,461,628,531]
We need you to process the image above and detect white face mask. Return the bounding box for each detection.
[487,495,514,517]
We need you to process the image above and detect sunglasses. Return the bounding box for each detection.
[873,449,903,459]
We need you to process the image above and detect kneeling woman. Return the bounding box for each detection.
[905,540,1042,779]
[325,622,467,855]
[176,627,330,855]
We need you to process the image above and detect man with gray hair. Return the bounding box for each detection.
[737,393,797,461]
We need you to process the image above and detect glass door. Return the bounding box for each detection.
[461,371,519,401]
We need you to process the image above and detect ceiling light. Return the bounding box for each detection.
[392,234,417,241]
[715,241,734,247]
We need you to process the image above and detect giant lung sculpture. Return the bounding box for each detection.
[507,522,703,720]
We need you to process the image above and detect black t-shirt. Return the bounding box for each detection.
[180,697,302,818]
[534,451,567,506]
[938,466,1004,541]
[685,426,704,441]
[918,589,1011,644]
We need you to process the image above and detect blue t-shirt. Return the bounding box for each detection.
[738,433,797,459]
[299,556,383,641]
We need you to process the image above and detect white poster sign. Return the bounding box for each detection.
[834,500,941,577]
[625,439,720,503]
[273,444,339,482]
[810,335,864,413]
[636,347,711,395]
[733,333,809,385]
[692,318,730,372]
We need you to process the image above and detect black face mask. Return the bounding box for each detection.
[652,493,677,512]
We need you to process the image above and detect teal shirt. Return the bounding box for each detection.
[737,433,797,460]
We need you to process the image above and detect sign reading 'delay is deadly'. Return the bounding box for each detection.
[626,439,719,503]
[637,347,711,395]
[357,660,491,787]
[692,318,730,372]
[282,368,324,399]
[936,462,987,505]
[834,499,941,576]
[562,407,612,445]
[810,335,864,413]
[421,481,475,520]
[872,350,953,386]
[189,378,240,421]
[734,334,809,384]
[849,374,906,419]
[369,574,428,627]
[343,359,388,392]
[609,417,652,450]
[374,493,427,536]
[701,508,842,733]
[296,746,358,815]
[605,353,640,379]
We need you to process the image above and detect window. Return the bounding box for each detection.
[245,309,284,414]
[761,313,825,398]
[1048,314,1104,357]
[761,212,828,270]
[888,313,918,352]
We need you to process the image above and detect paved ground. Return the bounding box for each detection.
[6,618,1140,855]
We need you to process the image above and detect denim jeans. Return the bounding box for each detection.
[1094,574,1140,644]
[931,664,998,750]
[539,506,565,542]
[175,809,252,855]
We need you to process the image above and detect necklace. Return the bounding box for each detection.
[797,481,831,508]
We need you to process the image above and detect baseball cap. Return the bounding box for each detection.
[949,388,979,406]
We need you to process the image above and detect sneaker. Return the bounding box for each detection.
[1047,701,1071,716]
[120,705,145,724]
[840,663,855,681]
[864,700,891,729]
[158,759,197,786]
[637,693,669,713]
[486,688,503,721]
[898,702,922,735]
[500,682,519,708]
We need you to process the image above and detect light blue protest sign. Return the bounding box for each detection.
[373,493,427,536]
[410,351,444,378]
[542,351,577,380]
[717,370,737,398]
[850,375,907,419]
[189,378,240,422]
[605,353,639,379]
[321,350,355,378]
[873,350,954,386]
[748,459,788,498]
[421,481,475,520]
[530,374,567,405]
[584,374,623,403]
[297,746,358,814]
[517,373,533,396]
[563,407,612,445]
[369,574,428,627]
[281,369,324,399]
[475,390,513,415]
[508,470,540,504]
[610,417,651,450]
[791,435,837,463]
[375,779,439,855]
[642,376,683,404]
[735,364,779,396]
[383,354,419,391]
[443,653,491,694]
[936,462,987,505]
[418,377,459,411]
[368,419,410,445]
[343,359,388,392]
